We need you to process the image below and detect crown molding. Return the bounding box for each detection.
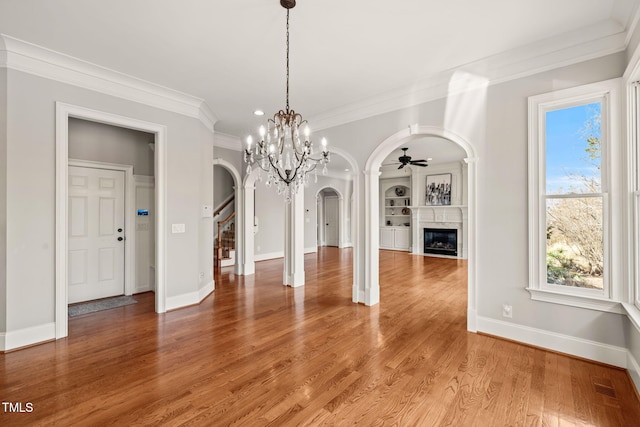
[309,19,632,132]
[213,132,242,152]
[0,34,217,132]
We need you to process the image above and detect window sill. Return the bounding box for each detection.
[622,303,640,333]
[526,288,624,314]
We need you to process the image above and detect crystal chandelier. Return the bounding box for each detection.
[244,0,330,202]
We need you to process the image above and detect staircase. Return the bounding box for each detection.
[214,195,236,270]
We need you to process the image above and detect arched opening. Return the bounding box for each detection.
[241,148,361,301]
[212,158,243,276]
[315,187,343,248]
[364,125,478,330]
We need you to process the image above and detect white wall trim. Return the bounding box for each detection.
[166,292,198,311]
[213,133,242,152]
[310,24,630,132]
[213,158,243,276]
[628,349,640,395]
[199,280,214,302]
[68,159,136,298]
[364,126,477,331]
[0,323,55,352]
[165,280,213,311]
[254,247,318,262]
[56,102,168,341]
[0,34,217,132]
[477,316,629,368]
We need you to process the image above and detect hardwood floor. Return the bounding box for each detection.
[1,248,639,425]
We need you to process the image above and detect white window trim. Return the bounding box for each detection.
[527,78,622,312]
[631,81,640,312]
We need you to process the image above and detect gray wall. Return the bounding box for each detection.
[319,52,629,348]
[627,318,640,386]
[213,145,243,174]
[0,67,6,332]
[3,68,213,332]
[254,182,285,256]
[68,118,155,176]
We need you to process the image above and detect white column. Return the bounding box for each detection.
[364,170,380,306]
[241,181,255,275]
[283,186,305,287]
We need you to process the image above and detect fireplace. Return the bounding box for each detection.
[424,228,457,256]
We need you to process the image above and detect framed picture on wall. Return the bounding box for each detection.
[425,173,452,206]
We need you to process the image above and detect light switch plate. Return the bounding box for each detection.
[171,223,186,233]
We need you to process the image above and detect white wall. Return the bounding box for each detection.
[68,118,155,176]
[2,68,214,334]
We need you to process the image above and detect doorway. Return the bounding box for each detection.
[317,188,340,247]
[55,102,167,339]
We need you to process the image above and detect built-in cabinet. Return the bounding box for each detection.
[380,226,410,251]
[380,179,411,251]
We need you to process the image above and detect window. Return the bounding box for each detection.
[528,79,621,312]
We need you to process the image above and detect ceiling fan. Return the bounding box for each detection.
[386,147,430,169]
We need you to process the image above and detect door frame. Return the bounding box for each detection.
[212,158,244,275]
[315,186,344,248]
[68,160,135,299]
[56,102,167,339]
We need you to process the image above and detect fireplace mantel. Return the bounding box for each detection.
[408,205,468,258]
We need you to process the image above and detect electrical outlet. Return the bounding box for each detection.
[199,272,204,280]
[502,304,513,318]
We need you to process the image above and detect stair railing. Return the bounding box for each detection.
[215,211,236,269]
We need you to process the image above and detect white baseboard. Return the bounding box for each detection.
[199,280,214,302]
[255,248,317,262]
[628,350,640,394]
[477,316,628,368]
[254,251,284,262]
[166,280,213,311]
[0,322,56,351]
[467,308,478,332]
[135,284,153,294]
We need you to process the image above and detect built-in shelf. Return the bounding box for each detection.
[384,185,411,227]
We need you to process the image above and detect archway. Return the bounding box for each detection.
[242,148,361,301]
[364,125,478,331]
[213,158,244,276]
[315,186,344,248]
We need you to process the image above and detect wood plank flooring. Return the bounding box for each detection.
[1,248,639,425]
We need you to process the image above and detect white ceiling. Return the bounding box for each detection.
[0,0,638,141]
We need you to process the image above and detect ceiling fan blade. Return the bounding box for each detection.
[410,159,428,163]
[397,164,405,169]
[413,163,428,167]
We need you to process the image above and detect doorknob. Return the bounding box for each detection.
[117,237,124,241]
[117,228,123,232]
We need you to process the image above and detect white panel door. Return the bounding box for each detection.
[324,197,339,247]
[68,166,125,303]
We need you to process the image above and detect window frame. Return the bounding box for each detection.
[527,78,623,313]
[632,82,640,312]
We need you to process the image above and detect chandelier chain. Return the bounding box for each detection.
[285,10,290,112]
